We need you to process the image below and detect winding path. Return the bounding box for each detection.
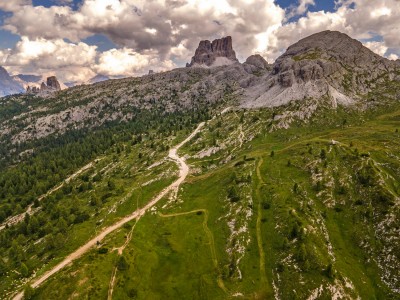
[12,121,205,300]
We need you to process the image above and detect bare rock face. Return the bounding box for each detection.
[188,36,238,67]
[243,54,271,74]
[272,30,397,91]
[245,55,269,69]
[40,82,47,91]
[26,76,61,94]
[47,76,61,90]
[243,30,400,108]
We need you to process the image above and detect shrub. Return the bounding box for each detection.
[117,256,129,271]
[98,247,108,254]
[227,185,240,202]
[320,149,326,159]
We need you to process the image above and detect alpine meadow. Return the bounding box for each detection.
[0,1,399,300]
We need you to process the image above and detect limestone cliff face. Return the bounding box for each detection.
[272,30,397,92]
[243,54,271,74]
[47,76,61,90]
[187,36,238,67]
[243,30,400,108]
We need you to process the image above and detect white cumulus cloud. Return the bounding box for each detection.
[0,0,399,82]
[363,41,388,57]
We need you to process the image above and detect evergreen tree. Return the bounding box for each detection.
[24,285,35,300]
[20,262,29,277]
[117,256,129,271]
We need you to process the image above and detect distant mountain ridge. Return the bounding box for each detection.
[87,74,110,84]
[0,31,399,300]
[0,67,25,97]
[0,67,68,97]
[15,74,42,83]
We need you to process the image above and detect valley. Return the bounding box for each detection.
[3,103,399,299]
[0,30,399,299]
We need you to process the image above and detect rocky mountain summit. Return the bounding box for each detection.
[2,31,400,143]
[1,31,400,299]
[244,30,400,108]
[0,69,67,97]
[243,54,271,74]
[46,76,61,90]
[187,36,238,67]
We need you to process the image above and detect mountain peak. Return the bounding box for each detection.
[0,66,11,79]
[279,30,389,67]
[244,30,399,108]
[47,76,61,90]
[0,66,25,97]
[187,36,238,67]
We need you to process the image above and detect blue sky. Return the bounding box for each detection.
[0,0,398,82]
[0,0,339,52]
[277,0,336,12]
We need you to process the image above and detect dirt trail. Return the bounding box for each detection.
[12,122,205,300]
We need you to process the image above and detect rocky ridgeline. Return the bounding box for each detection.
[26,76,61,94]
[244,30,400,108]
[273,30,397,89]
[187,36,238,67]
[2,31,400,143]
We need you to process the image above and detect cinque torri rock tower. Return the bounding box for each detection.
[187,36,238,67]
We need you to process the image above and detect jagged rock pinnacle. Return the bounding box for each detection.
[188,36,238,67]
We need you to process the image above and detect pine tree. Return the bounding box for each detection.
[20,262,29,277]
[117,256,129,271]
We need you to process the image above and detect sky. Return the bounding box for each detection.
[0,0,399,83]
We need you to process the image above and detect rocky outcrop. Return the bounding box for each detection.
[40,82,47,91]
[271,30,396,91]
[26,76,62,94]
[47,76,61,90]
[243,30,400,108]
[187,36,238,67]
[243,54,271,74]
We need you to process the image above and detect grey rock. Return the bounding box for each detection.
[26,76,62,94]
[243,54,271,75]
[188,36,238,67]
[40,82,47,91]
[47,76,61,90]
[243,30,400,108]
[244,54,269,69]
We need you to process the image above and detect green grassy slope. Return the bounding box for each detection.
[21,104,400,300]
